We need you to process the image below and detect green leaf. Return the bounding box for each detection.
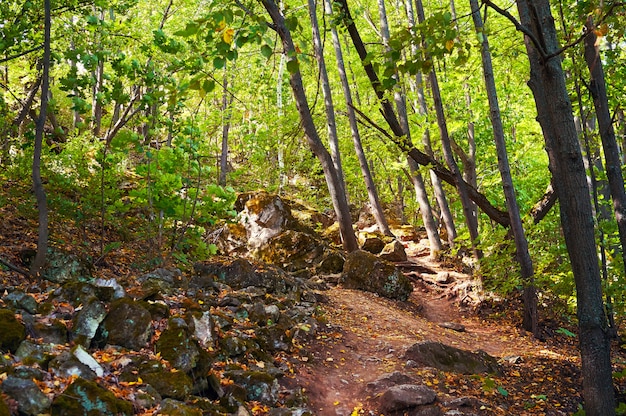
[497,386,509,397]
[202,79,215,93]
[261,44,273,58]
[213,57,225,69]
[286,59,299,74]
[556,327,576,337]
[174,22,199,37]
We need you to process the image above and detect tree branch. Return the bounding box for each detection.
[0,45,44,64]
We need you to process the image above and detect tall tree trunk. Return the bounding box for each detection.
[308,0,348,199]
[405,0,456,247]
[414,0,480,258]
[513,0,615,412]
[323,0,393,236]
[277,49,287,193]
[470,0,538,336]
[261,0,358,253]
[219,64,232,187]
[584,16,626,288]
[31,0,51,276]
[377,0,442,254]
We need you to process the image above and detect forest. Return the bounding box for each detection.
[0,0,625,414]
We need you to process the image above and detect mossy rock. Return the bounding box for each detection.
[51,377,132,416]
[156,399,202,416]
[101,297,152,350]
[342,250,413,301]
[139,361,193,400]
[223,370,280,404]
[0,309,26,353]
[155,317,200,372]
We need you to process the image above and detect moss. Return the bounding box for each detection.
[0,396,9,416]
[0,309,26,353]
[139,362,193,400]
[51,377,132,416]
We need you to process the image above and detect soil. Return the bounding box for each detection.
[283,243,587,415]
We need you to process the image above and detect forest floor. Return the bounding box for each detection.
[284,242,615,415]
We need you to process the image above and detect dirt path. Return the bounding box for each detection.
[283,250,583,415]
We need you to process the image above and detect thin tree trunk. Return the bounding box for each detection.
[470,0,537,336]
[414,0,480,258]
[308,0,348,199]
[31,0,51,276]
[512,0,615,412]
[261,0,358,252]
[584,16,626,292]
[324,0,392,236]
[219,64,232,187]
[92,8,104,137]
[405,0,456,247]
[277,49,287,193]
[377,0,441,254]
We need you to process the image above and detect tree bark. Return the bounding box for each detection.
[514,0,615,413]
[470,0,538,336]
[584,16,626,286]
[308,0,348,199]
[261,0,358,253]
[31,0,51,276]
[324,0,393,237]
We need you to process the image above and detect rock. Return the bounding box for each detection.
[156,317,201,372]
[49,349,99,380]
[0,309,26,353]
[15,341,55,366]
[71,345,104,377]
[404,341,501,375]
[156,398,203,416]
[53,281,96,306]
[225,370,280,404]
[44,248,91,284]
[3,291,38,314]
[28,318,68,344]
[188,311,216,348]
[101,297,152,350]
[138,267,183,286]
[72,298,107,346]
[317,251,345,274]
[129,385,162,411]
[438,322,466,332]
[139,361,194,400]
[342,250,413,301]
[358,232,386,254]
[235,191,299,248]
[380,240,408,262]
[51,377,132,415]
[93,278,126,300]
[379,384,437,413]
[366,371,417,393]
[2,375,51,415]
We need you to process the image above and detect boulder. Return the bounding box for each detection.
[342,250,413,301]
[44,248,91,284]
[48,346,102,380]
[404,341,501,375]
[15,341,55,367]
[2,376,51,415]
[236,191,298,248]
[139,361,193,400]
[156,317,201,372]
[0,309,26,353]
[28,318,68,344]
[366,371,417,393]
[358,232,386,254]
[380,240,408,262]
[72,298,107,347]
[379,384,437,413]
[156,399,203,416]
[3,291,38,314]
[51,378,132,416]
[224,369,280,404]
[100,298,152,350]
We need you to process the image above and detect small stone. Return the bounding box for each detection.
[438,322,466,332]
[380,384,437,412]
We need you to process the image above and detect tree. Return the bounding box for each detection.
[31,0,52,276]
[503,0,616,412]
[469,0,537,336]
[260,0,358,253]
[323,0,393,237]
